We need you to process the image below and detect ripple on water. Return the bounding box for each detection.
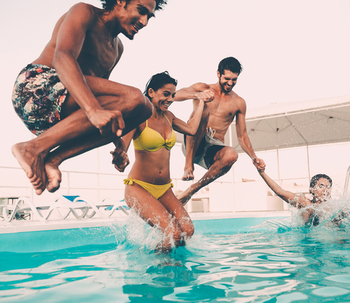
[312,286,349,297]
[2,210,350,302]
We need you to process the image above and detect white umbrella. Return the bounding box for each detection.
[231,95,350,152]
[230,95,350,180]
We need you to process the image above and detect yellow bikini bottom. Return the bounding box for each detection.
[124,177,173,200]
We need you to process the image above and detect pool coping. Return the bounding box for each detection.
[0,211,291,234]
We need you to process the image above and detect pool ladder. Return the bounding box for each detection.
[343,166,350,197]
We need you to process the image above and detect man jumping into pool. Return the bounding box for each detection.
[174,57,265,205]
[11,0,167,195]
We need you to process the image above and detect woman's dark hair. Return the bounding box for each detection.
[144,71,177,100]
[101,0,167,12]
[218,57,243,76]
[309,174,332,193]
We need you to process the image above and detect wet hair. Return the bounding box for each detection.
[309,174,333,203]
[101,0,167,12]
[309,174,333,191]
[144,71,177,100]
[218,57,243,76]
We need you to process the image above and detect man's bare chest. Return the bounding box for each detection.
[80,31,119,75]
[208,99,238,120]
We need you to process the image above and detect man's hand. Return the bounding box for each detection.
[197,89,215,103]
[89,109,125,137]
[110,139,129,172]
[253,157,266,173]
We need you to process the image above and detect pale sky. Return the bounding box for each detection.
[1,0,350,181]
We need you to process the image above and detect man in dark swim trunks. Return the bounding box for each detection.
[11,0,167,195]
[174,57,265,205]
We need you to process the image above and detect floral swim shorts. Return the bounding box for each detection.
[12,63,68,135]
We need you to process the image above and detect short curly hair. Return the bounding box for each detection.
[101,0,167,12]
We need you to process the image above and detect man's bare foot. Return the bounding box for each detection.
[11,142,47,195]
[45,162,62,193]
[182,168,194,181]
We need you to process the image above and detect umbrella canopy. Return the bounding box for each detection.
[231,95,350,152]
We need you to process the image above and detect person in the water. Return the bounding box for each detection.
[255,164,342,226]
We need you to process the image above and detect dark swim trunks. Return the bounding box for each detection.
[182,127,226,169]
[12,64,68,135]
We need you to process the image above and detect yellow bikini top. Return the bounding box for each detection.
[133,114,176,152]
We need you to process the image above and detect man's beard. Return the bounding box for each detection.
[219,81,235,93]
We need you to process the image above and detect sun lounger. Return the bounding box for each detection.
[23,196,89,221]
[1,196,89,222]
[39,195,129,219]
[62,196,129,218]
[101,198,130,217]
[0,195,129,222]
[0,197,33,222]
[50,195,90,220]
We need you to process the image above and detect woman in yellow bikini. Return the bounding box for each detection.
[114,72,212,252]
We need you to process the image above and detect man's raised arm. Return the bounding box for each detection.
[174,83,214,103]
[235,97,265,171]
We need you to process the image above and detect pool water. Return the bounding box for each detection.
[2,212,350,302]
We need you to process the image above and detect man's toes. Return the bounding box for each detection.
[182,175,194,181]
[31,178,42,189]
[26,170,34,179]
[47,181,60,193]
[35,188,44,195]
[47,186,58,193]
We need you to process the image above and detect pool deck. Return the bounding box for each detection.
[0,211,291,234]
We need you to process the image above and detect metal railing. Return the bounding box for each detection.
[0,165,230,204]
[0,166,127,203]
[343,166,350,197]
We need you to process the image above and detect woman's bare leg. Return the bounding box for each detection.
[125,184,186,253]
[159,189,194,242]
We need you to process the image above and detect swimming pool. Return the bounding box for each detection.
[1,212,350,302]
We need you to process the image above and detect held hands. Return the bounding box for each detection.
[89,108,125,137]
[110,139,129,172]
[197,90,215,103]
[253,157,266,173]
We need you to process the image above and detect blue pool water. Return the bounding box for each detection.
[1,212,350,302]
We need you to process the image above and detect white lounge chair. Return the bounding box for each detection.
[1,197,32,222]
[38,195,129,219]
[0,195,129,222]
[64,196,129,218]
[100,198,130,217]
[49,195,90,220]
[1,196,89,222]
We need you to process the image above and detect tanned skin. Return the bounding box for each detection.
[173,68,265,205]
[12,0,162,195]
